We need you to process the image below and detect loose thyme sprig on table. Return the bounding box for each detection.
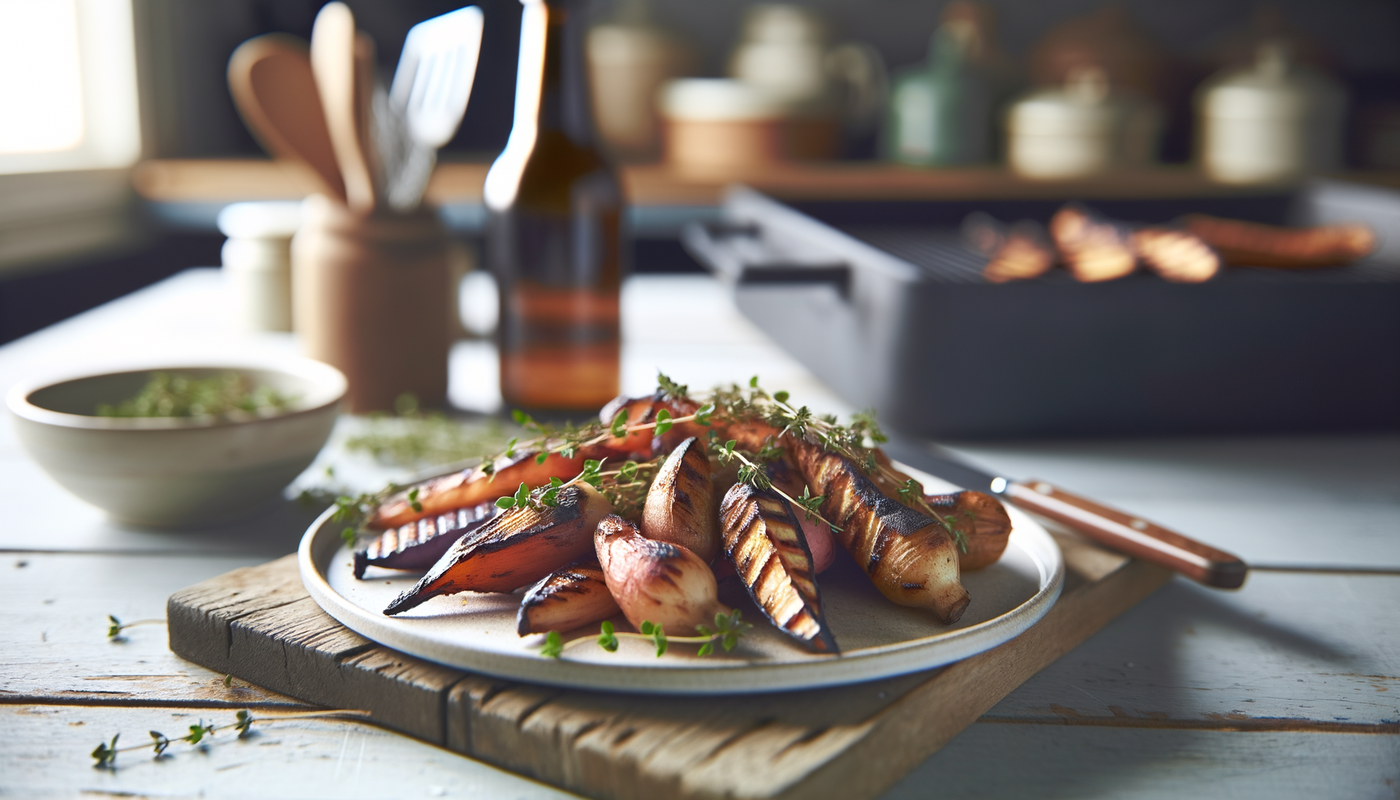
[539,611,753,660]
[106,615,165,641]
[89,708,372,769]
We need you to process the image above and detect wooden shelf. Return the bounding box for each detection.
[132,158,1400,208]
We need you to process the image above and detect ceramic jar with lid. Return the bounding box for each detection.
[1197,42,1346,184]
[726,4,885,144]
[660,78,836,176]
[1005,67,1160,179]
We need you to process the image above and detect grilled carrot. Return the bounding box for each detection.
[720,483,837,652]
[642,437,720,562]
[383,483,613,615]
[1182,214,1375,268]
[516,559,620,635]
[595,514,730,636]
[368,450,584,530]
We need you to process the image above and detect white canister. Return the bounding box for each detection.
[1006,67,1159,179]
[1198,43,1346,185]
[218,201,302,333]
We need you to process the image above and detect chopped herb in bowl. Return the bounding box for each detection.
[96,372,297,420]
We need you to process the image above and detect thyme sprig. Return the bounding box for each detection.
[713,377,969,552]
[298,484,404,549]
[480,374,713,478]
[106,615,165,641]
[90,709,372,769]
[540,611,752,660]
[711,438,837,533]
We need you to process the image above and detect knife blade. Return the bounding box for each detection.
[883,439,1248,589]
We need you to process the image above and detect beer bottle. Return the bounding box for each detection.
[485,0,624,410]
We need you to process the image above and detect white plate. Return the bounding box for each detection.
[299,465,1064,694]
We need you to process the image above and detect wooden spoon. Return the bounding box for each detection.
[311,2,376,211]
[227,34,346,202]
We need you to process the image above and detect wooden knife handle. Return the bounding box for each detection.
[1004,480,1247,589]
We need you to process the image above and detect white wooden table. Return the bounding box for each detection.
[2,269,1397,799]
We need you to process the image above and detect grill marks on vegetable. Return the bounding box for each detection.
[720,483,836,653]
[792,439,970,624]
[354,501,500,578]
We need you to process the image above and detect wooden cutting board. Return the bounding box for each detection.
[167,531,1169,800]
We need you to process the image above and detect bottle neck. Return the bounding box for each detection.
[518,0,596,144]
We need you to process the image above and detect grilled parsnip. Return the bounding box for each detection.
[720,483,837,652]
[354,501,500,578]
[924,490,1013,571]
[595,515,730,636]
[369,450,585,530]
[642,437,720,562]
[516,560,620,635]
[383,483,613,616]
[791,439,970,624]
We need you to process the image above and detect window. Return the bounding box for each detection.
[0,0,141,173]
[0,0,142,272]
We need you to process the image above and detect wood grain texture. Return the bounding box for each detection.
[0,704,575,800]
[0,553,306,709]
[165,532,1172,799]
[128,159,1352,207]
[168,554,466,744]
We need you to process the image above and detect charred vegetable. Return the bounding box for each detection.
[354,501,500,578]
[1049,204,1136,283]
[369,450,584,530]
[762,454,836,574]
[924,491,1013,571]
[383,483,613,616]
[719,483,837,652]
[1182,214,1376,268]
[595,514,730,636]
[791,439,970,624]
[517,560,620,636]
[1130,227,1220,283]
[642,437,720,562]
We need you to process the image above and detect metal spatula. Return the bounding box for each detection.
[381,6,484,211]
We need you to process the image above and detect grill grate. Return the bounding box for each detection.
[838,224,1400,286]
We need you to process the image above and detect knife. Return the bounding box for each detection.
[883,439,1248,589]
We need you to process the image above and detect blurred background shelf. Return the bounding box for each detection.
[131,158,1400,234]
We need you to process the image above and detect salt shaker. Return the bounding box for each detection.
[217,201,302,333]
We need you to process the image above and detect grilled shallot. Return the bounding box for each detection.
[383,483,613,615]
[642,437,720,562]
[762,455,837,574]
[791,439,970,624]
[368,450,585,530]
[720,483,837,652]
[595,515,730,636]
[924,491,1013,571]
[516,559,620,635]
[354,501,500,578]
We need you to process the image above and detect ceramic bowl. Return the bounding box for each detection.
[6,357,346,528]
